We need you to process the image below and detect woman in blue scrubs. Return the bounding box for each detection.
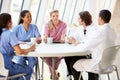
[0,13,35,80]
[12,10,41,69]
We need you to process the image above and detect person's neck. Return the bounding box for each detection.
[23,23,30,31]
[53,21,59,27]
[99,22,106,26]
[83,24,87,29]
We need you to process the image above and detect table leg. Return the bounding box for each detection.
[35,58,41,80]
[35,63,38,80]
[52,57,56,80]
[41,58,44,80]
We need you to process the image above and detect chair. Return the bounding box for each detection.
[0,52,26,80]
[78,45,120,80]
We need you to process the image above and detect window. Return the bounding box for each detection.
[0,0,3,12]
[29,0,41,24]
[8,0,24,26]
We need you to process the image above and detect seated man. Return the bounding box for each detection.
[73,9,116,80]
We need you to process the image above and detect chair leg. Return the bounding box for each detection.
[22,75,26,80]
[35,62,38,80]
[37,61,41,80]
[107,74,110,80]
[115,67,120,80]
[41,59,44,80]
[67,75,72,80]
[69,75,72,80]
[79,72,82,80]
[35,58,41,80]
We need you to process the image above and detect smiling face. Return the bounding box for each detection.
[50,11,59,25]
[22,12,32,24]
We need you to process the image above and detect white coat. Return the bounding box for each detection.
[73,24,98,43]
[73,23,116,72]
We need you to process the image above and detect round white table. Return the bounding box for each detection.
[19,43,90,80]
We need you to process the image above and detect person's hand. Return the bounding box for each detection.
[60,39,65,43]
[74,41,80,46]
[43,37,47,43]
[67,37,76,44]
[29,44,36,51]
[36,37,42,44]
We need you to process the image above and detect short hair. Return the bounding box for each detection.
[50,10,59,16]
[79,11,92,26]
[99,9,111,23]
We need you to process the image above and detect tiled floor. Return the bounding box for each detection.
[31,33,120,80]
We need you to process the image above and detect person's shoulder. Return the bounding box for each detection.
[89,24,97,28]
[30,24,39,30]
[30,24,37,27]
[15,24,22,28]
[59,20,66,25]
[12,24,22,31]
[59,20,67,28]
[44,21,51,27]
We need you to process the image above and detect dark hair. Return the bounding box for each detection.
[18,10,30,24]
[0,13,11,35]
[79,11,92,26]
[99,9,111,23]
[50,10,59,16]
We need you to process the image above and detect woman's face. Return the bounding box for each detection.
[78,16,83,25]
[22,12,32,24]
[50,12,59,24]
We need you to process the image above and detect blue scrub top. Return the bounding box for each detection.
[12,24,41,42]
[0,28,19,66]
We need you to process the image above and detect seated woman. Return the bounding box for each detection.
[0,13,35,80]
[43,10,67,79]
[12,10,42,70]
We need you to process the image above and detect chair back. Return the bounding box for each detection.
[99,45,120,70]
[0,52,9,77]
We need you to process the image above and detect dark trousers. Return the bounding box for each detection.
[64,56,99,80]
[88,72,99,80]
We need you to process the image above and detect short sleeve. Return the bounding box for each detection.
[34,25,41,37]
[9,32,19,47]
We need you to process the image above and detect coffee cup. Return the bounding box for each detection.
[47,37,53,44]
[31,38,36,44]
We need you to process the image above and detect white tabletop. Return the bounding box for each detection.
[19,43,90,57]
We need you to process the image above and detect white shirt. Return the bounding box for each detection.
[73,24,98,43]
[73,23,116,71]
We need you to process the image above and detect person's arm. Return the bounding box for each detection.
[13,44,35,55]
[67,37,76,44]
[60,23,67,43]
[43,24,49,43]
[60,34,66,43]
[75,29,104,51]
[34,25,42,44]
[43,34,48,43]
[36,36,42,44]
[10,32,36,55]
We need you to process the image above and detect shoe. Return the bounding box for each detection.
[50,75,59,80]
[50,72,60,80]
